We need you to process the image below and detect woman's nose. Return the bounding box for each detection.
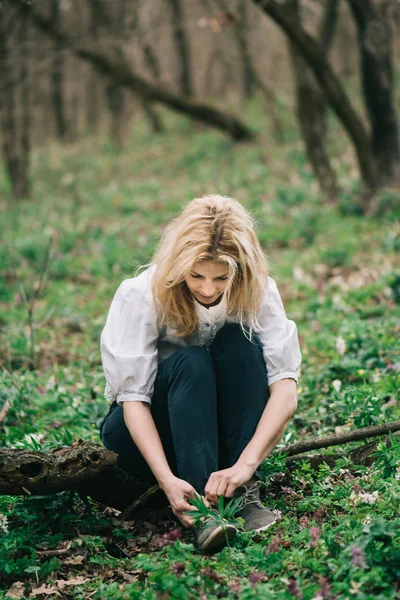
[201,282,216,296]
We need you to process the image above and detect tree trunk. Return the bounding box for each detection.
[237,0,254,100]
[347,0,400,186]
[168,0,194,96]
[133,1,164,134]
[0,1,31,199]
[16,1,254,142]
[86,1,101,131]
[51,0,68,141]
[289,0,339,203]
[252,0,378,198]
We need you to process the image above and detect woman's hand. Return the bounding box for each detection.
[159,475,197,528]
[204,464,256,504]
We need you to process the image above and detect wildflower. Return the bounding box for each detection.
[358,369,365,376]
[201,567,223,584]
[395,464,400,481]
[363,515,372,525]
[372,371,381,383]
[312,507,324,525]
[332,379,342,393]
[72,396,80,409]
[58,386,67,395]
[312,576,332,599]
[286,578,303,599]
[272,509,283,522]
[350,547,367,569]
[0,514,9,534]
[309,527,321,547]
[248,571,266,586]
[265,536,282,555]
[46,375,56,390]
[383,398,397,409]
[349,490,379,505]
[299,515,310,530]
[160,527,182,546]
[171,563,186,575]
[335,337,346,355]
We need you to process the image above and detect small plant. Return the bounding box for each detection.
[371,432,400,479]
[185,493,244,533]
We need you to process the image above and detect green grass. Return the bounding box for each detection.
[0,105,399,599]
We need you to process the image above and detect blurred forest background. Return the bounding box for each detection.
[1,1,400,599]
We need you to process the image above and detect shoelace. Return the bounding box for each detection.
[236,482,261,508]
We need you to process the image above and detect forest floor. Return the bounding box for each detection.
[1,106,400,599]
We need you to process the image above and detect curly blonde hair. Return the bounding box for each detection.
[151,194,269,336]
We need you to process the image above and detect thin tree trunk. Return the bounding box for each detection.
[0,2,31,199]
[289,0,339,203]
[252,0,378,198]
[168,0,193,96]
[86,1,101,131]
[51,0,68,141]
[237,0,254,100]
[133,1,164,133]
[347,0,400,185]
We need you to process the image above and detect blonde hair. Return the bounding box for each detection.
[151,194,269,337]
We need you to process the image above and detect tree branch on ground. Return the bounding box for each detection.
[1,421,398,516]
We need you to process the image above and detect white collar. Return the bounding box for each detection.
[194,294,226,316]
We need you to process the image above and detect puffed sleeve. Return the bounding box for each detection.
[100,278,159,404]
[255,277,301,386]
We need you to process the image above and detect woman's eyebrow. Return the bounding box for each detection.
[191,271,228,278]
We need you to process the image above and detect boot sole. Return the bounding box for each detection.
[244,519,276,533]
[199,524,237,553]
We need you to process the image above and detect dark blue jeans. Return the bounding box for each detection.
[100,324,269,494]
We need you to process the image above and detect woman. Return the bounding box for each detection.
[100,194,301,552]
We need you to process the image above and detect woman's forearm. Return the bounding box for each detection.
[122,401,173,486]
[236,379,297,471]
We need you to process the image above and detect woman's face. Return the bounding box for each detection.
[184,261,229,306]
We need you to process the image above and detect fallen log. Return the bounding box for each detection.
[0,439,163,511]
[1,422,398,515]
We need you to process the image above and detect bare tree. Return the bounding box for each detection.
[347,0,400,185]
[289,0,340,202]
[252,0,400,201]
[50,0,68,141]
[0,1,31,199]
[16,1,254,141]
[168,0,194,96]
[132,1,164,133]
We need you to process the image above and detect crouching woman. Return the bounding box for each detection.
[99,194,301,552]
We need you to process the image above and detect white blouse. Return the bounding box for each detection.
[100,265,301,405]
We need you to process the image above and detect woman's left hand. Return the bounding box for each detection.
[204,463,256,504]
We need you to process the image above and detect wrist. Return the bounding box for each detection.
[157,471,176,490]
[236,455,260,471]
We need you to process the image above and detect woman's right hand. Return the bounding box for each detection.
[159,475,197,528]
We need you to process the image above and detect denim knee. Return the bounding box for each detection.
[211,323,261,356]
[166,345,216,385]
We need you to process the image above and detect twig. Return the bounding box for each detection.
[284,420,400,457]
[121,484,160,520]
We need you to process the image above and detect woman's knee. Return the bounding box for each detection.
[211,323,261,359]
[169,346,216,383]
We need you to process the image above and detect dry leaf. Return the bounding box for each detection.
[55,577,88,589]
[30,584,60,597]
[5,582,25,599]
[64,555,85,565]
